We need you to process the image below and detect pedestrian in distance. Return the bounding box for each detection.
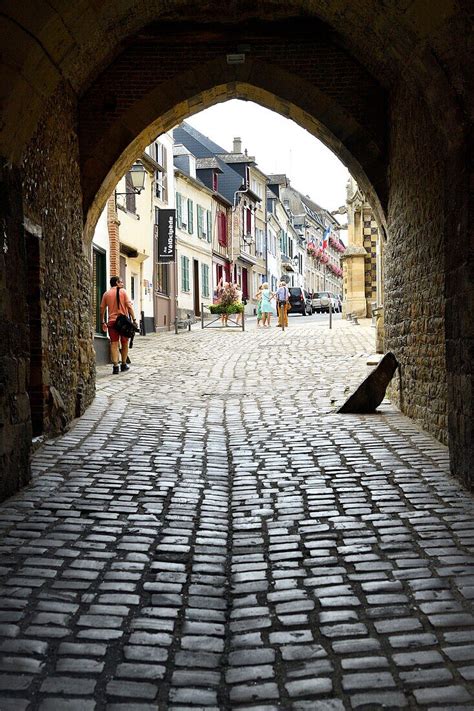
[234,282,243,326]
[214,276,227,326]
[260,282,275,328]
[255,283,263,327]
[215,276,224,303]
[276,280,290,328]
[100,276,137,374]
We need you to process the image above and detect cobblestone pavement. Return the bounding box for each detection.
[1,318,474,710]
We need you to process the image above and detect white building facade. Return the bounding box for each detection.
[174,155,213,319]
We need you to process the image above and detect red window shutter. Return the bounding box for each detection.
[218,212,227,246]
[246,208,251,233]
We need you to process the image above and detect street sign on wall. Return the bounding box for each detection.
[156,209,176,262]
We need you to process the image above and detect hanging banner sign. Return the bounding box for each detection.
[157,209,176,262]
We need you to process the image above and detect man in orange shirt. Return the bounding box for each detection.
[100,276,137,374]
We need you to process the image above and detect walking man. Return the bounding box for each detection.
[276,281,290,328]
[100,276,137,374]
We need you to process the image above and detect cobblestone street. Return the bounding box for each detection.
[1,318,473,710]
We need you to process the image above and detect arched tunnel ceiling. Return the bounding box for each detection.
[77,16,389,231]
[0,0,470,163]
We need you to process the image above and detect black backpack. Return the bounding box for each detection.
[114,288,139,338]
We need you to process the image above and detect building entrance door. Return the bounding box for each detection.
[193,259,200,316]
[241,267,249,300]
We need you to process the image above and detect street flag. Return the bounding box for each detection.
[322,227,330,250]
[156,209,176,262]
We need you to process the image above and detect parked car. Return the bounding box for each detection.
[311,291,329,313]
[288,287,312,316]
[311,291,339,313]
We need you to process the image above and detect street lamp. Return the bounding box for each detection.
[116,163,146,195]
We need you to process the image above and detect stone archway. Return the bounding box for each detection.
[0,3,472,497]
[81,68,388,248]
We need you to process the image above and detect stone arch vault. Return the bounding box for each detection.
[0,2,472,498]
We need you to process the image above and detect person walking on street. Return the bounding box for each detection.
[215,277,227,327]
[255,284,263,327]
[215,276,224,303]
[260,282,275,328]
[276,280,290,328]
[234,282,243,326]
[100,276,137,374]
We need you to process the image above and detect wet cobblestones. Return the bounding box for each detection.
[0,318,473,709]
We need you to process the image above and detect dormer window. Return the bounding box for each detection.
[213,172,218,192]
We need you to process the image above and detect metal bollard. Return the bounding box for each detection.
[329,300,332,329]
[242,308,245,332]
[174,317,178,335]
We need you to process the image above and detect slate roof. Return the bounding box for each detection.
[216,152,256,164]
[196,157,222,171]
[174,166,211,194]
[173,122,256,205]
[267,174,289,187]
[173,144,191,156]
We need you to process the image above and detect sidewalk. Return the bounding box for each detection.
[1,319,473,710]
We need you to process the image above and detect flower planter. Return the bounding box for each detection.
[208,303,244,315]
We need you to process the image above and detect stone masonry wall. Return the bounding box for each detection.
[385,81,447,445]
[22,85,96,432]
[0,161,32,500]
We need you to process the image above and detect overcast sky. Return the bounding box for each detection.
[186,99,350,214]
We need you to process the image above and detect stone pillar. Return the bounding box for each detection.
[341,246,368,318]
[375,308,384,353]
[343,177,382,320]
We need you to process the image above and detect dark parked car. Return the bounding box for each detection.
[289,287,312,316]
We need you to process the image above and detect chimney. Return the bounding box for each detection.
[233,137,242,154]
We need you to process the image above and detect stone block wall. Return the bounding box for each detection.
[0,161,32,499]
[21,85,96,435]
[385,81,447,445]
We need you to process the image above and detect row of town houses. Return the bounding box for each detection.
[92,122,344,358]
